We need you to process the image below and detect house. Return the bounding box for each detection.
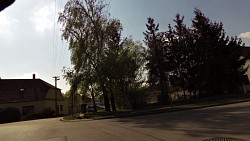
[0,74,68,117]
[241,46,250,79]
[241,46,250,93]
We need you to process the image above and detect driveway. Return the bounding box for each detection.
[0,101,250,141]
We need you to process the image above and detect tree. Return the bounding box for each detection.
[191,8,247,96]
[0,0,15,12]
[166,9,247,97]
[99,38,146,109]
[146,8,248,100]
[62,68,81,114]
[59,0,146,111]
[117,39,147,108]
[144,18,170,104]
[166,14,193,100]
[59,0,113,111]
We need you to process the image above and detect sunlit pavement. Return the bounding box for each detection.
[1,101,250,141]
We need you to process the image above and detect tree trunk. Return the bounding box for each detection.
[122,95,126,109]
[183,89,187,101]
[71,89,74,116]
[159,77,169,104]
[90,88,97,112]
[122,83,127,108]
[188,90,192,99]
[110,90,116,112]
[100,82,111,112]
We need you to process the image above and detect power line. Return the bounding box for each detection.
[52,0,57,76]
[53,0,67,76]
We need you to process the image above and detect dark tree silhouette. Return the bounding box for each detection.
[0,0,15,12]
[166,14,194,100]
[144,18,170,104]
[191,8,247,96]
[146,8,248,100]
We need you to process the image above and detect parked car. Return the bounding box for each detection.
[86,105,95,113]
[86,104,105,113]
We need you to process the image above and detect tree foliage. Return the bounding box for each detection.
[145,9,247,100]
[190,9,247,95]
[60,1,247,110]
[144,18,170,104]
[59,0,146,111]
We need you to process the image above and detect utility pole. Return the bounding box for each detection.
[53,76,60,116]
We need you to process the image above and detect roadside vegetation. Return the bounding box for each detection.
[0,107,21,124]
[0,107,58,124]
[63,94,250,120]
[59,0,249,119]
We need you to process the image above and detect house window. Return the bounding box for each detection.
[60,105,63,112]
[22,106,34,115]
[19,88,25,98]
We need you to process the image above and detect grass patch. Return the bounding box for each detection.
[83,108,133,119]
[63,113,84,120]
[171,94,250,111]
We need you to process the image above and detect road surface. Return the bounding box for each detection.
[1,101,250,141]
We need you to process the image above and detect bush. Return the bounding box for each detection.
[22,108,55,121]
[41,108,55,118]
[0,107,21,124]
[35,108,55,119]
[128,90,149,109]
[63,113,83,120]
[22,114,37,121]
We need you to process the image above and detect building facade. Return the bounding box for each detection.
[0,74,68,117]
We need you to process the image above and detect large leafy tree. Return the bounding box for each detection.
[59,0,114,111]
[59,0,146,112]
[99,38,146,109]
[117,39,146,108]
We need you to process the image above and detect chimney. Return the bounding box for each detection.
[33,74,36,79]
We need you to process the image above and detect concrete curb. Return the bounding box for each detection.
[59,118,93,122]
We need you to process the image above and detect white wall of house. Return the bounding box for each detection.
[45,88,68,115]
[243,84,250,94]
[46,88,65,100]
[243,60,250,93]
[0,88,68,117]
[245,60,250,80]
[44,100,68,115]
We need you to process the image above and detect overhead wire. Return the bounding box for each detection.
[52,0,63,77]
[55,0,69,79]
[52,0,57,76]
[57,0,66,77]
[52,0,71,80]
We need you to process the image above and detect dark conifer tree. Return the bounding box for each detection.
[146,8,248,99]
[191,8,247,95]
[144,18,170,104]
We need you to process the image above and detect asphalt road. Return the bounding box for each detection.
[1,101,250,141]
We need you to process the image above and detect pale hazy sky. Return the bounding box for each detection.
[1,0,250,93]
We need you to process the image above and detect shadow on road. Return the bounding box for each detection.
[115,103,250,138]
